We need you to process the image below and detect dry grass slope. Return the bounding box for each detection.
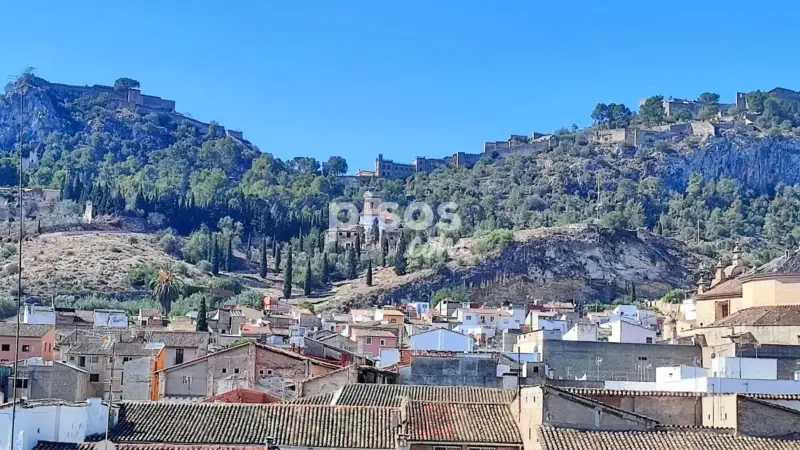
[0,231,204,297]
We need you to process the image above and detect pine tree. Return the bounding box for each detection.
[366,259,373,286]
[275,243,282,272]
[322,252,330,282]
[283,246,293,299]
[304,258,312,296]
[355,228,362,260]
[225,236,233,272]
[347,246,357,279]
[196,299,208,332]
[259,238,268,278]
[371,217,380,245]
[210,234,220,276]
[380,234,389,266]
[394,232,407,276]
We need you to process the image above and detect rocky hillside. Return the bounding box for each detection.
[322,225,708,312]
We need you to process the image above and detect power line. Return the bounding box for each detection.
[9,71,26,450]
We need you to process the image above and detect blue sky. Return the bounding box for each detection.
[2,1,798,173]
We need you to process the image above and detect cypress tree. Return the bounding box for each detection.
[196,299,208,332]
[347,246,357,280]
[631,282,637,303]
[370,217,380,245]
[225,236,233,272]
[272,237,277,258]
[299,233,304,253]
[355,228,362,260]
[318,231,325,252]
[36,219,41,234]
[260,238,268,278]
[380,234,389,266]
[304,258,312,296]
[394,232,407,276]
[210,234,220,276]
[366,259,373,286]
[283,246,293,299]
[246,233,252,255]
[275,243,282,272]
[322,252,330,282]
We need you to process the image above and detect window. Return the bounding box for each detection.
[646,337,653,344]
[380,339,386,346]
[434,447,459,450]
[89,374,100,382]
[15,379,28,389]
[222,368,228,374]
[21,345,30,352]
[234,368,240,374]
[533,366,539,373]
[123,357,131,363]
[175,348,184,365]
[490,316,495,322]
[79,356,86,367]
[89,356,99,363]
[182,375,193,384]
[1,344,9,351]
[465,315,472,321]
[365,337,372,345]
[259,370,264,376]
[69,356,74,361]
[266,369,273,376]
[638,356,648,361]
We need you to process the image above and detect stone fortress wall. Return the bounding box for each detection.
[36,76,245,141]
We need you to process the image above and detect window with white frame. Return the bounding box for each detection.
[182,375,192,384]
[365,337,373,345]
[380,339,386,346]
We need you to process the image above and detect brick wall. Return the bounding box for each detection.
[585,393,702,426]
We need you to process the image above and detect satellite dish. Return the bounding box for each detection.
[95,440,116,450]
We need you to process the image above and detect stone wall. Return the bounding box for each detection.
[542,339,701,382]
[398,355,505,388]
[736,396,800,437]
[580,392,702,426]
[300,367,354,397]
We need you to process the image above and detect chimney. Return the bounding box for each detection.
[697,277,709,294]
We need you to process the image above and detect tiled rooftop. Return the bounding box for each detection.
[564,388,702,397]
[286,392,334,405]
[106,402,398,448]
[0,323,53,337]
[35,444,273,450]
[710,305,800,327]
[352,328,397,338]
[696,277,742,300]
[535,425,800,449]
[332,384,516,407]
[146,331,208,348]
[407,402,522,444]
[65,341,159,357]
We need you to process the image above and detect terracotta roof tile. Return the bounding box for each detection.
[35,444,271,450]
[107,402,398,448]
[564,388,703,397]
[535,425,800,449]
[352,328,397,338]
[696,278,742,300]
[286,392,334,405]
[146,331,208,348]
[407,402,522,444]
[333,384,516,407]
[65,341,159,356]
[0,323,53,337]
[709,305,800,327]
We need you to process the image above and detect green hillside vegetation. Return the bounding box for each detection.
[3,76,800,312]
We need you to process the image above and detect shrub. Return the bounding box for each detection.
[196,260,212,273]
[473,229,515,255]
[158,232,182,255]
[128,236,139,245]
[126,263,157,288]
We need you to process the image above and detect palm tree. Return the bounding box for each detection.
[150,267,182,315]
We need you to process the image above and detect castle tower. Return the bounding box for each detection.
[731,242,742,267]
